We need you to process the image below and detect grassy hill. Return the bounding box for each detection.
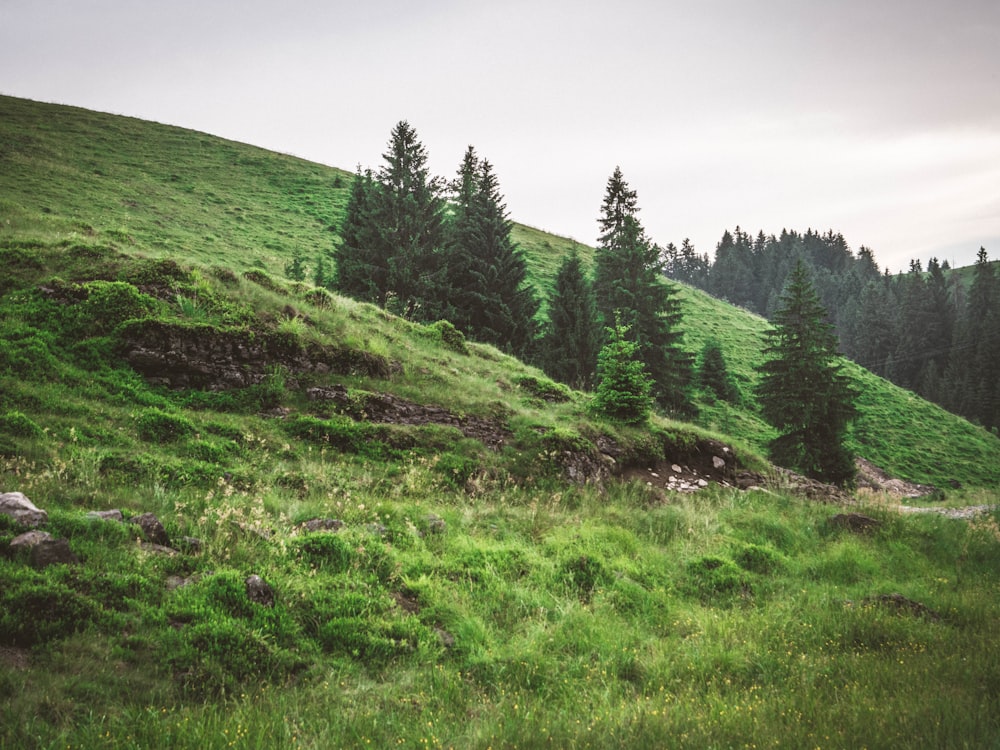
[2,95,999,748]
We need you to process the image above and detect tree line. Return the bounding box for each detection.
[320,121,694,420]
[665,227,1000,433]
[302,121,861,483]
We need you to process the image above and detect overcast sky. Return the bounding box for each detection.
[3,0,999,271]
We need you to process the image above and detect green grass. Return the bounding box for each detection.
[1,94,999,749]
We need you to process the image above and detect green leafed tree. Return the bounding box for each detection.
[591,314,653,424]
[593,167,692,413]
[756,260,858,484]
[540,248,599,389]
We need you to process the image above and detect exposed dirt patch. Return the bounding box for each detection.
[306,386,512,450]
[0,646,30,671]
[855,457,942,500]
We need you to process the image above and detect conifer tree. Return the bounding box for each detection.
[592,315,653,424]
[593,167,692,412]
[334,123,447,320]
[756,260,858,484]
[333,167,388,304]
[444,147,538,358]
[698,340,738,403]
[541,249,599,389]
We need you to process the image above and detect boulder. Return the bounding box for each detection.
[0,492,47,527]
[87,509,124,522]
[29,538,79,568]
[245,574,275,607]
[129,512,171,546]
[10,530,53,552]
[828,512,883,534]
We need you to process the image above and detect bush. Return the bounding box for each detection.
[427,320,469,355]
[136,408,195,442]
[733,543,786,574]
[0,575,103,646]
[292,533,354,573]
[516,375,572,403]
[0,410,44,439]
[684,555,750,601]
[77,281,156,336]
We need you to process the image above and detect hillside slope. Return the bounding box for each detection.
[2,95,1000,750]
[2,93,998,488]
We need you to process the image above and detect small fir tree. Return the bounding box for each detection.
[592,315,653,424]
[698,340,738,403]
[756,260,858,484]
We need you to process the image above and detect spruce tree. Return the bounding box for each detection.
[333,167,388,304]
[592,315,653,424]
[377,121,448,319]
[444,147,539,358]
[756,260,858,484]
[593,167,692,412]
[541,249,599,389]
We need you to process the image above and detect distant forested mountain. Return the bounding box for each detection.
[665,229,1000,433]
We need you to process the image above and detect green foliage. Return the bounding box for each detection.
[425,319,469,355]
[0,571,103,646]
[591,317,652,424]
[515,374,572,403]
[756,260,858,484]
[683,555,750,601]
[76,280,157,336]
[292,533,354,573]
[540,248,599,389]
[0,410,44,438]
[136,408,196,442]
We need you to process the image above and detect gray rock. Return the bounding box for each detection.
[301,518,344,533]
[10,530,53,551]
[129,512,171,546]
[245,574,275,607]
[140,542,179,556]
[712,456,727,471]
[425,514,447,534]
[0,492,47,527]
[30,538,79,568]
[87,509,124,522]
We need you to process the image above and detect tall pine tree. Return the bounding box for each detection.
[334,122,447,320]
[593,167,692,412]
[756,260,858,484]
[444,147,539,358]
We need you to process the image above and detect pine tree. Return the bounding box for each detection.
[444,147,539,358]
[756,260,858,484]
[593,167,692,412]
[333,167,388,304]
[698,340,738,403]
[592,315,653,424]
[541,249,599,389]
[377,121,448,320]
[950,248,1000,429]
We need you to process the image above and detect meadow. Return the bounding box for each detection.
[1,95,998,748]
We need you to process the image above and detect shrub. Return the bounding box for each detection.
[516,375,572,403]
[77,281,156,335]
[684,555,750,601]
[426,320,469,355]
[136,408,195,442]
[0,576,103,646]
[292,533,354,573]
[733,543,786,574]
[0,410,44,439]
